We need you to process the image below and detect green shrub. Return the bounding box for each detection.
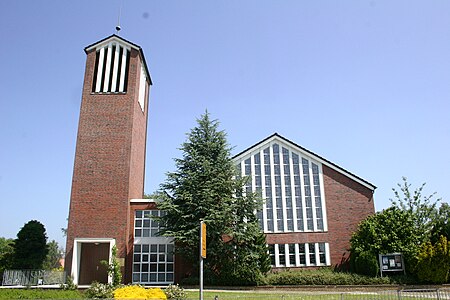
[265,268,392,286]
[352,251,379,277]
[84,281,114,298]
[416,235,450,284]
[0,289,82,299]
[164,284,187,299]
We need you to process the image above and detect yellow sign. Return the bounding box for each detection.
[201,222,206,258]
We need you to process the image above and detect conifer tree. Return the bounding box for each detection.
[12,220,48,270]
[156,112,269,285]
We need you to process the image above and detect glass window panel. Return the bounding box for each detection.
[135,229,141,237]
[134,245,141,253]
[158,273,165,282]
[150,273,157,281]
[151,229,158,236]
[142,264,149,272]
[307,219,314,230]
[277,220,284,231]
[133,254,140,262]
[133,264,140,272]
[167,273,174,281]
[142,254,149,262]
[159,244,166,252]
[135,210,143,218]
[142,244,149,252]
[159,254,166,262]
[158,264,166,272]
[143,211,151,218]
[141,273,148,282]
[167,264,174,272]
[133,273,140,282]
[135,220,142,227]
[150,245,157,252]
[278,245,286,266]
[150,264,157,272]
[143,229,150,237]
[143,219,150,227]
[150,254,157,262]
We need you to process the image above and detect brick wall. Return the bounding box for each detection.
[65,45,150,281]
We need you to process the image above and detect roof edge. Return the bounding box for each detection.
[233,133,377,191]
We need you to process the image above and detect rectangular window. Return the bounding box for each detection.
[267,243,329,268]
[133,210,174,284]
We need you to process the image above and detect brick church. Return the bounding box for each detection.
[65,34,376,285]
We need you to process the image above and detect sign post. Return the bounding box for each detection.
[199,221,206,300]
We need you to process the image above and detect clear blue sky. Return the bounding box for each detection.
[1,1,449,248]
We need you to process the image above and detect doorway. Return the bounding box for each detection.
[78,242,109,285]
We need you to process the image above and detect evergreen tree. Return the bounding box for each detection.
[12,220,48,270]
[156,112,269,285]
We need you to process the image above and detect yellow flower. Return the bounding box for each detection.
[113,285,167,299]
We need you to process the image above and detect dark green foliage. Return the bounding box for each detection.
[42,240,62,270]
[431,203,450,243]
[12,220,48,270]
[352,251,379,277]
[265,268,394,285]
[0,289,82,299]
[0,237,14,280]
[416,235,450,284]
[350,207,419,274]
[156,112,270,285]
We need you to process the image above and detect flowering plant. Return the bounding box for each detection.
[113,285,167,299]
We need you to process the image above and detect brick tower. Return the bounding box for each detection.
[65,35,151,285]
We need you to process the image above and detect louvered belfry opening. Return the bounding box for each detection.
[91,42,130,93]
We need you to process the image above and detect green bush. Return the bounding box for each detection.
[164,284,187,299]
[0,289,82,299]
[265,268,392,286]
[84,281,114,298]
[416,235,450,284]
[352,251,379,277]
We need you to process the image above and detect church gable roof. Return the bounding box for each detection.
[233,133,376,191]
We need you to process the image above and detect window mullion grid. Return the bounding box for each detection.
[274,244,280,267]
[309,161,318,232]
[269,145,277,232]
[289,151,298,232]
[294,243,300,267]
[283,244,288,267]
[280,149,288,232]
[304,242,310,266]
[260,149,268,233]
[299,157,308,232]
[315,243,320,266]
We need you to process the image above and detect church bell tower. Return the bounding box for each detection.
[65,34,151,285]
